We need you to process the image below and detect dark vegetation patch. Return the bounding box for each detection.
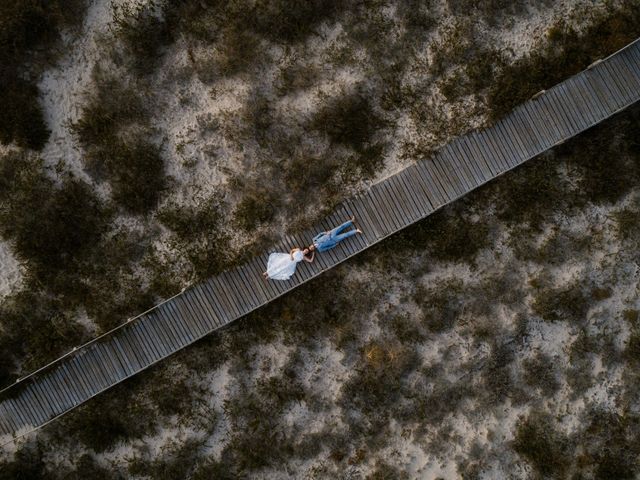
[158,194,231,281]
[531,281,590,324]
[486,2,640,120]
[522,352,560,397]
[72,72,167,214]
[513,410,571,477]
[0,151,180,383]
[0,0,86,150]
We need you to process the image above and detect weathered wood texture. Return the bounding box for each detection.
[2,38,640,443]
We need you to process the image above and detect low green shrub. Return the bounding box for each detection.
[512,410,570,477]
[532,282,589,323]
[522,353,560,397]
[0,0,87,149]
[487,3,640,120]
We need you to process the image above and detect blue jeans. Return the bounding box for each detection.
[313,221,357,252]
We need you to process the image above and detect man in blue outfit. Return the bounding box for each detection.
[308,217,362,253]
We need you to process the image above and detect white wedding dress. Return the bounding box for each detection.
[265,250,304,280]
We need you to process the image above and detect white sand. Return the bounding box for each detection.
[0,240,23,300]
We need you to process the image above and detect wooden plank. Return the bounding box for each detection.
[147,309,178,352]
[199,279,232,325]
[522,100,556,149]
[396,168,429,217]
[535,95,566,142]
[458,135,490,181]
[143,314,172,357]
[593,63,626,108]
[49,369,73,411]
[551,84,584,133]
[93,342,124,381]
[28,382,54,423]
[392,172,425,222]
[52,367,78,409]
[454,137,486,185]
[496,119,524,167]
[36,374,63,416]
[547,87,581,135]
[8,397,30,429]
[432,152,464,197]
[206,276,238,320]
[66,356,92,397]
[574,72,608,121]
[231,266,261,309]
[125,324,153,366]
[504,113,534,161]
[83,348,111,389]
[177,292,208,335]
[378,178,412,228]
[356,191,388,239]
[0,402,16,434]
[582,68,618,113]
[440,144,472,191]
[452,137,486,184]
[349,196,381,245]
[379,179,409,231]
[241,262,271,305]
[403,164,437,212]
[483,124,512,170]
[246,258,276,304]
[110,337,136,375]
[156,302,181,351]
[190,285,222,329]
[494,120,520,167]
[613,52,640,89]
[466,132,498,177]
[359,190,391,240]
[603,58,634,100]
[420,160,453,202]
[89,344,117,385]
[214,273,243,319]
[415,160,447,205]
[621,45,640,81]
[116,331,143,372]
[517,102,550,152]
[136,322,164,362]
[58,365,82,407]
[162,301,195,345]
[20,387,45,426]
[617,51,640,87]
[366,185,398,235]
[566,78,600,127]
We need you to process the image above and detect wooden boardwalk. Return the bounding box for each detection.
[2,38,640,443]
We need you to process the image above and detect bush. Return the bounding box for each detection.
[0,152,110,279]
[415,279,464,333]
[522,353,560,396]
[112,2,173,75]
[72,74,167,214]
[487,3,640,120]
[512,411,570,477]
[532,283,589,323]
[0,0,86,149]
[96,140,167,214]
[311,91,387,177]
[158,194,231,279]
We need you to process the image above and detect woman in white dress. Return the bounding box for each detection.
[263,247,314,280]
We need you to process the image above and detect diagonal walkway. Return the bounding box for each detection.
[2,38,640,444]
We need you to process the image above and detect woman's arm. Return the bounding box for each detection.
[304,251,315,263]
[290,248,298,261]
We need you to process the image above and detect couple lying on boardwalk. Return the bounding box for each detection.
[263,218,362,280]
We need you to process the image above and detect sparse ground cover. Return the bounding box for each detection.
[1,0,640,478]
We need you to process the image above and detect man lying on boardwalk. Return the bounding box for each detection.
[308,217,362,254]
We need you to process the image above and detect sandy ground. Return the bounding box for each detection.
[2,0,636,477]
